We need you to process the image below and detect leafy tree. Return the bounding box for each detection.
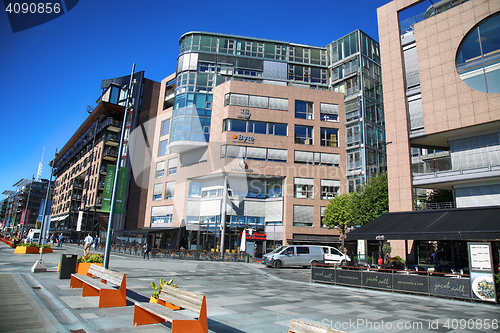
[350,172,389,225]
[322,193,354,252]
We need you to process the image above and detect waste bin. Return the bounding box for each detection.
[59,254,77,279]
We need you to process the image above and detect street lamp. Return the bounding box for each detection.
[376,235,385,265]
[103,64,136,269]
[32,149,57,273]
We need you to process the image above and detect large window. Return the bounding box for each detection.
[293,205,314,227]
[456,13,500,93]
[267,180,283,198]
[158,140,168,157]
[320,103,339,122]
[295,100,314,119]
[165,181,175,199]
[156,161,165,178]
[321,179,340,200]
[151,205,173,224]
[153,183,163,201]
[224,93,288,111]
[294,178,314,199]
[295,125,313,145]
[346,125,361,147]
[320,128,338,147]
[223,119,287,136]
[160,119,170,136]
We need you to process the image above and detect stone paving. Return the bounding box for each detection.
[0,241,499,332]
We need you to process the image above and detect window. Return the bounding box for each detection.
[168,158,178,175]
[456,13,500,93]
[267,180,282,198]
[223,119,287,136]
[156,161,165,178]
[151,205,173,224]
[296,246,310,254]
[295,125,313,145]
[160,119,170,136]
[158,139,168,157]
[320,103,339,122]
[320,207,327,228]
[295,100,313,119]
[189,182,202,198]
[320,128,339,147]
[294,178,314,199]
[321,179,340,200]
[347,150,361,171]
[346,125,361,147]
[165,181,175,199]
[293,205,314,227]
[153,183,163,201]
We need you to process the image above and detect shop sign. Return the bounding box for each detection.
[232,134,254,143]
[241,231,266,240]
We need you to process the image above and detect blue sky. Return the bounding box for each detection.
[0,0,432,195]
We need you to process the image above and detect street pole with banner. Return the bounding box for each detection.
[20,176,34,239]
[103,63,136,269]
[32,149,57,273]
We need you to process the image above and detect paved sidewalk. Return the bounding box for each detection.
[0,242,499,333]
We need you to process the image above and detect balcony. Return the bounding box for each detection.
[104,133,120,146]
[102,148,118,161]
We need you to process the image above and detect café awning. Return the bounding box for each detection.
[347,206,500,241]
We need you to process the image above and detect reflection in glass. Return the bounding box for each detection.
[456,13,500,93]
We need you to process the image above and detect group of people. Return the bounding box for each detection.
[83,233,99,254]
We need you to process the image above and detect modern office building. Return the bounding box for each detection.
[138,31,385,255]
[1,178,53,234]
[349,0,500,265]
[49,72,160,242]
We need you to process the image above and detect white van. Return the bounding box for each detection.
[322,246,350,264]
[25,229,40,243]
[263,245,325,268]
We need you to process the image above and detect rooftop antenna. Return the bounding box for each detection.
[36,147,45,181]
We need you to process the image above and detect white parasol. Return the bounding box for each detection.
[240,229,246,252]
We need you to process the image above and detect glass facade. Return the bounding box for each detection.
[329,30,386,189]
[456,13,500,93]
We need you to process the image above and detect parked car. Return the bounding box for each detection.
[263,245,325,268]
[322,246,350,264]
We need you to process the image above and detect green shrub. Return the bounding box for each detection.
[151,278,175,299]
[77,253,104,263]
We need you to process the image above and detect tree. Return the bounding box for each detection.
[322,193,354,253]
[350,172,389,225]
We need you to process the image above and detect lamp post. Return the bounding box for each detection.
[20,176,34,239]
[32,149,57,273]
[103,64,136,269]
[376,235,385,265]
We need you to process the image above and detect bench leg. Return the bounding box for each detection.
[82,283,100,297]
[172,319,205,333]
[133,305,165,326]
[98,289,127,308]
[70,276,84,289]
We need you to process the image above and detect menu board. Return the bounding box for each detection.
[468,243,493,272]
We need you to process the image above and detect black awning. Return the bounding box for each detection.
[346,206,500,241]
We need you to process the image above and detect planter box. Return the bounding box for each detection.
[149,296,180,310]
[39,247,53,253]
[76,262,103,275]
[14,246,40,254]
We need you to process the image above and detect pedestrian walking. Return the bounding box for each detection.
[84,233,93,255]
[58,233,64,247]
[93,236,99,251]
[143,241,151,260]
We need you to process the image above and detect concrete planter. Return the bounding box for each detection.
[14,246,39,254]
[76,262,103,275]
[39,247,53,253]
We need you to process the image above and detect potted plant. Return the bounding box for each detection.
[76,253,104,275]
[14,241,40,254]
[150,278,178,309]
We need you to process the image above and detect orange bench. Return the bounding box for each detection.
[133,284,207,333]
[70,263,127,308]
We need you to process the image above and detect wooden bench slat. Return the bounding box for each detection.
[134,302,192,322]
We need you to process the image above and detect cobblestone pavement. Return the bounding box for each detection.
[1,242,499,333]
